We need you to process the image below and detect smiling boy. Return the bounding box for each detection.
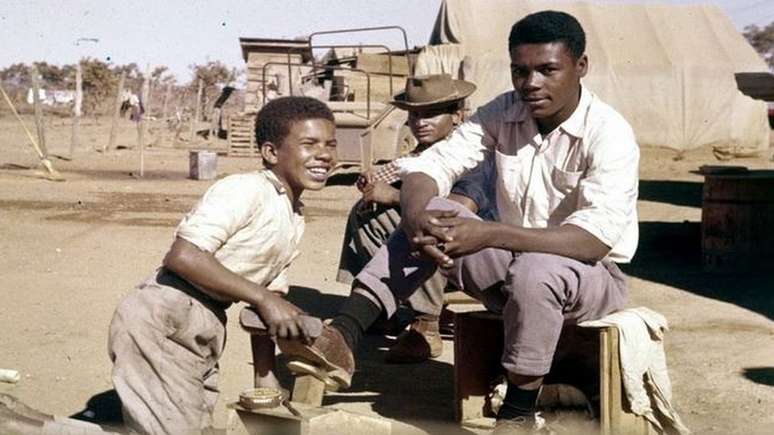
[107,96,336,435]
[280,11,639,434]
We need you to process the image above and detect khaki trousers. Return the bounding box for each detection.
[355,197,628,376]
[107,270,227,435]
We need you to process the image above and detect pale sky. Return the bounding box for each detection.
[1,0,772,83]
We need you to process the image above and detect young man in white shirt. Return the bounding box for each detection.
[280,11,639,434]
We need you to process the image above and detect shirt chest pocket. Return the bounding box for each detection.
[550,166,583,195]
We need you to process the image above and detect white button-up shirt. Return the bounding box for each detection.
[175,170,305,298]
[398,87,639,263]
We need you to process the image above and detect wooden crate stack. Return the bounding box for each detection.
[228,113,257,157]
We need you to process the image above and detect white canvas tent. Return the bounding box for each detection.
[415,0,769,153]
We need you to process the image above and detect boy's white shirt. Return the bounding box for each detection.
[175,169,304,299]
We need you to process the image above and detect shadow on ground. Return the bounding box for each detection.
[275,333,475,435]
[743,367,774,386]
[621,221,773,320]
[70,389,123,425]
[638,179,702,208]
[66,168,191,180]
[281,286,478,434]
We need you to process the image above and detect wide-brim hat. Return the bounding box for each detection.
[390,74,476,110]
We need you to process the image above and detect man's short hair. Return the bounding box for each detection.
[508,10,586,60]
[255,96,334,145]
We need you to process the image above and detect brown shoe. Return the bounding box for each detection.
[384,317,443,364]
[277,324,355,390]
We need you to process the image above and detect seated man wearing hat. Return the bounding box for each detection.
[336,74,498,363]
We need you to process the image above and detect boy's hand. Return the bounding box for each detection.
[255,292,312,343]
[355,169,376,192]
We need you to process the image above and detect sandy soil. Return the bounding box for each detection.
[0,114,772,434]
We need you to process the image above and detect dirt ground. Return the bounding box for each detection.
[0,115,772,435]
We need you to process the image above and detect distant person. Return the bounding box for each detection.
[279,11,639,434]
[337,74,498,363]
[0,96,338,435]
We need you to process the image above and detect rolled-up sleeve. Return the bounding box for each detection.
[175,175,260,252]
[396,95,504,196]
[266,265,290,294]
[562,118,639,248]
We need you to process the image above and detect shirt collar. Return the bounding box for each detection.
[262,169,287,194]
[558,86,591,138]
[263,169,306,215]
[505,86,592,138]
[505,92,529,123]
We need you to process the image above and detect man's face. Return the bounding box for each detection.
[510,42,587,132]
[407,106,460,146]
[269,118,337,199]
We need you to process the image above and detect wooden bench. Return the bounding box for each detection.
[454,311,657,434]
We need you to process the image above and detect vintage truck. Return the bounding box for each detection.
[230,26,419,171]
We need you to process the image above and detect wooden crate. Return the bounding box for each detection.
[454,311,657,434]
[226,402,391,435]
[228,113,257,157]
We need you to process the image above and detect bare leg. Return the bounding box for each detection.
[251,334,281,389]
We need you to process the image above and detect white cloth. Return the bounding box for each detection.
[580,307,691,435]
[175,169,305,297]
[397,86,639,262]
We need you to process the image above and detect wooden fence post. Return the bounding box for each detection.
[30,65,48,158]
[190,78,203,141]
[138,65,150,177]
[106,71,126,152]
[70,61,82,159]
[161,82,171,120]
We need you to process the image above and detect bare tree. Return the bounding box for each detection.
[743,22,774,70]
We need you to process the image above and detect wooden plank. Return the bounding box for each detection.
[227,402,391,435]
[106,71,126,152]
[30,65,48,157]
[291,375,325,407]
[229,113,257,157]
[190,78,203,141]
[138,65,150,177]
[70,62,82,158]
[454,311,503,423]
[600,326,654,435]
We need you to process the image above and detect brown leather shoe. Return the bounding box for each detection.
[277,324,355,390]
[384,317,443,364]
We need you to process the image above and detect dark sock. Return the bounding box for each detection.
[497,382,540,420]
[330,292,382,351]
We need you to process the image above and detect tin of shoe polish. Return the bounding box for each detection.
[238,387,288,409]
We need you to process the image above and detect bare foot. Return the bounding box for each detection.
[0,393,52,422]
